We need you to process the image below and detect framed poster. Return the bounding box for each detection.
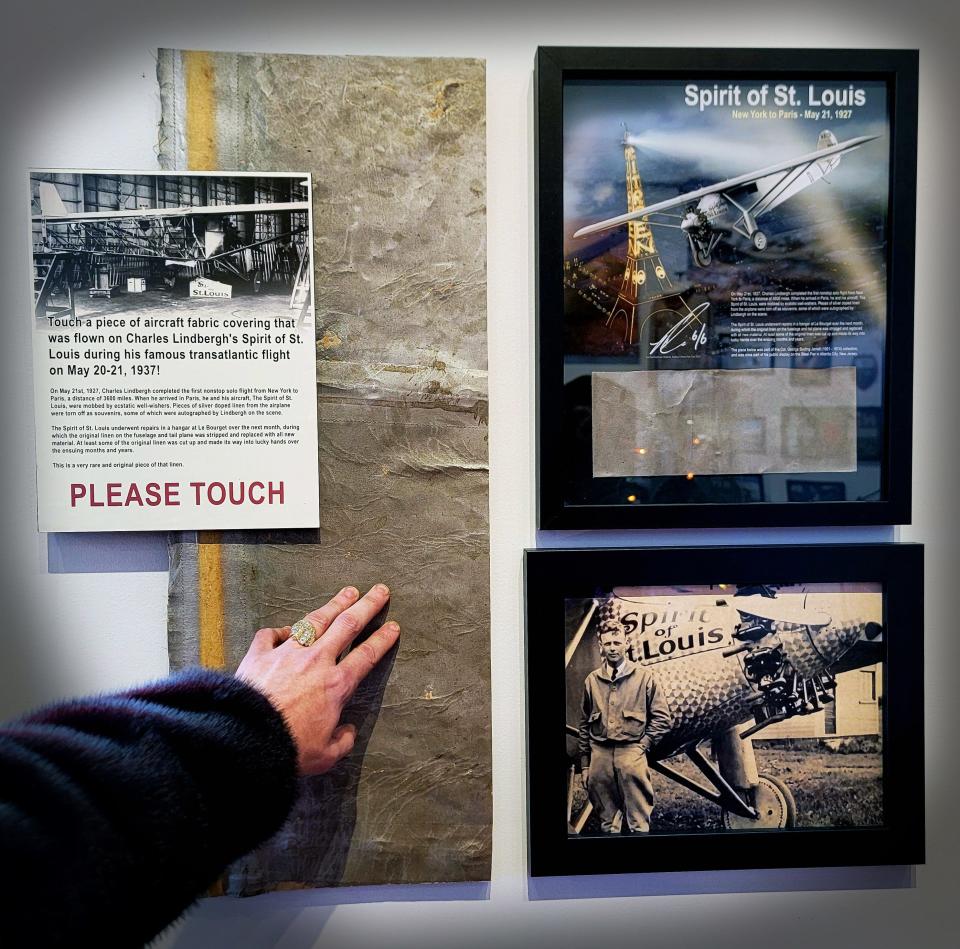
[535,47,918,529]
[525,543,924,876]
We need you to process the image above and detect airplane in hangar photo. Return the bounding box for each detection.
[565,589,883,833]
[32,181,311,319]
[573,131,881,266]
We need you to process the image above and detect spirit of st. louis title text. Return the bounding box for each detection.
[684,83,867,112]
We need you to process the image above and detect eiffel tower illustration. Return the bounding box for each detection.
[606,129,674,345]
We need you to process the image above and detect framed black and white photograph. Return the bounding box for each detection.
[525,544,924,876]
[535,47,918,529]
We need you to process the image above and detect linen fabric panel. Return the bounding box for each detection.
[161,49,490,892]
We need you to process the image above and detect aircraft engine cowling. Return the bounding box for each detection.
[695,193,725,221]
[775,618,864,679]
[679,207,712,241]
[739,642,838,739]
[724,604,877,739]
[735,618,877,739]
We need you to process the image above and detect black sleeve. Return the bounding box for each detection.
[0,668,299,948]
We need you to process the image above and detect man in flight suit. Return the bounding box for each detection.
[578,598,672,834]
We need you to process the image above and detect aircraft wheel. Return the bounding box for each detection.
[752,230,768,251]
[694,248,712,267]
[252,270,263,294]
[721,773,797,830]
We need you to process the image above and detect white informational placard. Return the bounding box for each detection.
[30,170,320,532]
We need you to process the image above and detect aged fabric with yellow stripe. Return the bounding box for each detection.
[160,49,489,893]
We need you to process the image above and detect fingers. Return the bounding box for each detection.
[252,583,364,655]
[248,626,287,653]
[291,586,360,645]
[317,583,392,659]
[329,723,357,761]
[337,620,401,693]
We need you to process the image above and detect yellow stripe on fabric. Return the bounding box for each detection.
[184,50,218,171]
[197,532,225,669]
[184,49,227,897]
[185,51,223,672]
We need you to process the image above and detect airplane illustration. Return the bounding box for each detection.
[573,131,880,266]
[566,588,883,832]
[32,181,311,318]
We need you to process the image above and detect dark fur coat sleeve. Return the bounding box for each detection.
[0,669,299,947]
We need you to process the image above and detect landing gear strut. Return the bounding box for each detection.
[722,773,796,829]
[688,231,720,269]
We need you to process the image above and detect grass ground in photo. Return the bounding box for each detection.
[570,739,883,835]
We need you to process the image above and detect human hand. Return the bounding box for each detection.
[235,583,400,775]
[581,768,590,789]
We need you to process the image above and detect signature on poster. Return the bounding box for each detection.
[643,300,710,356]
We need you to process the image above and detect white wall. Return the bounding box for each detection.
[1,2,956,947]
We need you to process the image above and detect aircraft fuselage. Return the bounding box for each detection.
[644,614,868,759]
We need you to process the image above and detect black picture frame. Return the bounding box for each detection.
[525,543,924,876]
[535,47,918,529]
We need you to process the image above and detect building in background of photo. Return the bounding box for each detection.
[760,663,882,742]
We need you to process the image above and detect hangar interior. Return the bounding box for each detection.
[31,172,311,320]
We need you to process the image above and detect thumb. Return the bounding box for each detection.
[329,722,357,761]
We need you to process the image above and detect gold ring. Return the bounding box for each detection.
[290,618,318,647]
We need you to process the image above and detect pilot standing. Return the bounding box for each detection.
[578,598,672,834]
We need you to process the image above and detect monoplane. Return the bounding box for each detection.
[573,131,880,266]
[32,182,311,318]
[565,588,883,832]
